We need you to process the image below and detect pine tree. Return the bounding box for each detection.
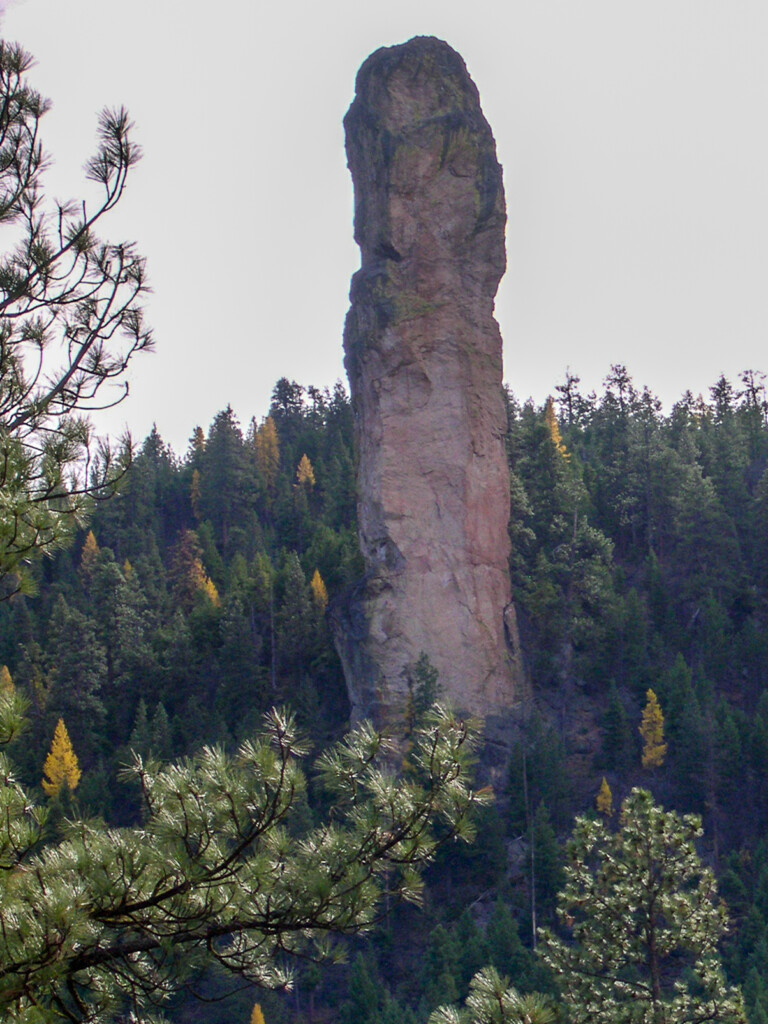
[128,699,151,759]
[639,688,667,768]
[0,703,483,1021]
[274,552,313,688]
[405,652,442,736]
[484,900,546,991]
[596,777,613,817]
[428,967,554,1024]
[601,681,633,771]
[184,426,205,462]
[41,718,82,797]
[149,702,172,760]
[0,43,150,597]
[422,923,461,1009]
[45,596,108,757]
[340,953,382,1024]
[540,788,746,1024]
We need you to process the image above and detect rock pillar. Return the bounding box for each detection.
[334,36,522,726]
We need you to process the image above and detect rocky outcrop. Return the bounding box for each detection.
[333,36,523,727]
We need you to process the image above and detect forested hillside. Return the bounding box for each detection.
[5,367,768,1022]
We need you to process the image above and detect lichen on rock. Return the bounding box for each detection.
[333,36,522,728]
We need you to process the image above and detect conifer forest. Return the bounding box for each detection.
[5,368,768,1022]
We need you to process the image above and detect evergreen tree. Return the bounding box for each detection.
[600,681,633,771]
[0,43,150,596]
[508,711,569,833]
[127,698,151,759]
[340,953,383,1024]
[44,597,107,761]
[274,551,313,694]
[196,405,255,554]
[0,701,485,1022]
[540,788,746,1024]
[421,923,461,1010]
[428,967,554,1024]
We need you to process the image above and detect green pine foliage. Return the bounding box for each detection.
[0,698,484,1022]
[540,789,746,1024]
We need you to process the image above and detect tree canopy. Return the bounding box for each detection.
[0,41,150,596]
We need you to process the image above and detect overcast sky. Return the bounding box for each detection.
[2,0,767,452]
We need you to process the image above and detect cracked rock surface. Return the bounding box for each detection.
[333,36,523,726]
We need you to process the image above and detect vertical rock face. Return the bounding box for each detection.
[335,36,522,725]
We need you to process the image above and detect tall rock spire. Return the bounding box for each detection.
[334,36,522,726]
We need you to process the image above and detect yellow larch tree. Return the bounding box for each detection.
[639,688,667,769]
[596,776,613,817]
[310,568,328,611]
[0,665,13,694]
[79,530,100,582]
[202,576,220,607]
[250,1005,265,1024]
[254,416,280,492]
[42,718,81,797]
[544,396,570,460]
[170,530,220,610]
[295,453,316,489]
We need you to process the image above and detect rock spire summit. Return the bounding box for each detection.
[334,36,522,725]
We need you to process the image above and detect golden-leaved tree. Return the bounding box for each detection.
[78,531,100,584]
[253,416,280,493]
[295,453,316,489]
[41,718,81,797]
[639,688,667,769]
[169,529,220,609]
[596,777,613,817]
[544,396,570,461]
[0,665,13,695]
[310,568,329,610]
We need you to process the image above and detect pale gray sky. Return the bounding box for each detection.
[2,0,768,451]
